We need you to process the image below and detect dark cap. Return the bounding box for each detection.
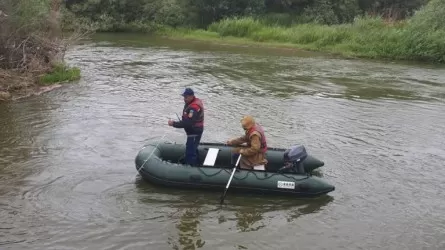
[181,88,194,96]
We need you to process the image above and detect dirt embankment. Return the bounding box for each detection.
[0,70,65,101]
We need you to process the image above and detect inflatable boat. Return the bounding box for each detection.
[135,141,335,197]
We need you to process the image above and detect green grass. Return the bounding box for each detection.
[160,26,323,50]
[67,0,445,64]
[39,64,81,85]
[161,14,445,64]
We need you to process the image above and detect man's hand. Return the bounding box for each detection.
[168,120,174,126]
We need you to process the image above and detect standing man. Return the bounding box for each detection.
[168,88,204,166]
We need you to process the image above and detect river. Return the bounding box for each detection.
[1,33,445,250]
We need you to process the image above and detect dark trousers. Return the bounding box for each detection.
[185,132,202,166]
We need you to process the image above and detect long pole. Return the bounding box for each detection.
[220,154,241,204]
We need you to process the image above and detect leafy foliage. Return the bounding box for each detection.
[62,0,445,63]
[64,0,429,29]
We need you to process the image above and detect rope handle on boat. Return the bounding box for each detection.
[137,134,166,173]
[196,166,310,182]
[236,170,310,181]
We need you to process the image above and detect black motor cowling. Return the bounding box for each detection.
[279,145,308,174]
[284,145,308,162]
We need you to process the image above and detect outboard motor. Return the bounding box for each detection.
[278,145,308,174]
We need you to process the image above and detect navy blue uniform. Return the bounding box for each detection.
[173,97,204,166]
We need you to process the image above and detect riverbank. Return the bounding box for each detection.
[0,64,80,102]
[60,0,443,65]
[157,16,444,64]
[0,0,83,102]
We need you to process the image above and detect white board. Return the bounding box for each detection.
[203,148,219,166]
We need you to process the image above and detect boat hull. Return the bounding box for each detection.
[135,141,335,197]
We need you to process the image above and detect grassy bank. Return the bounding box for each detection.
[0,64,81,101]
[62,0,444,64]
[39,64,81,85]
[158,15,445,63]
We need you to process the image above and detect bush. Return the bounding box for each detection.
[0,0,84,94]
[407,0,445,32]
[0,0,82,72]
[202,12,445,63]
[208,17,263,37]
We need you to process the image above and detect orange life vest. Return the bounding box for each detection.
[182,97,204,127]
[246,124,267,153]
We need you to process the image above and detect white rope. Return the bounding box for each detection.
[137,134,166,173]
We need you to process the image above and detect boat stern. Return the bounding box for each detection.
[300,176,335,196]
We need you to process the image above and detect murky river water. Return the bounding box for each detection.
[1,33,445,249]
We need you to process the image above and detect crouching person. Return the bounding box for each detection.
[227,115,268,170]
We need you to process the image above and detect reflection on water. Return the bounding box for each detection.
[134,177,334,249]
[87,33,445,102]
[172,208,206,250]
[135,178,207,250]
[235,206,265,233]
[0,99,55,196]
